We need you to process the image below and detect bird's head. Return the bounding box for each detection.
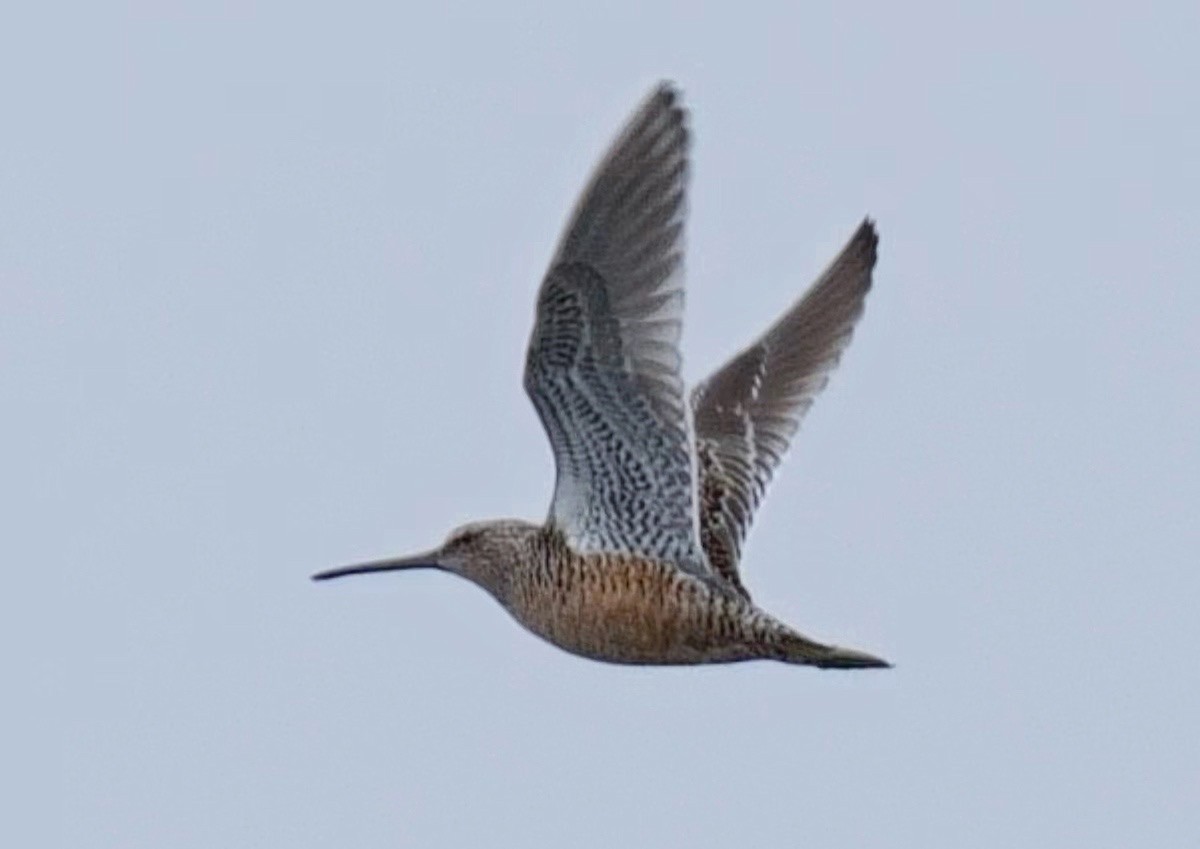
[312,518,539,600]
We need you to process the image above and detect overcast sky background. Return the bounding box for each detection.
[8,3,1198,847]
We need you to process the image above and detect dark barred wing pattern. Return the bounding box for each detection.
[691,220,878,597]
[524,84,709,576]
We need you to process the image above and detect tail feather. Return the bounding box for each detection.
[779,633,891,669]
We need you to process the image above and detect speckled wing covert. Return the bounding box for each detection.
[691,220,878,598]
[524,83,710,577]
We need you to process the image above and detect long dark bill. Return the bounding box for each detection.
[311,550,440,582]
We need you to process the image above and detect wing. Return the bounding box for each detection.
[524,83,709,575]
[691,220,878,597]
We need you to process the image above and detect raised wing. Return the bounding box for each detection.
[691,220,878,597]
[524,83,709,576]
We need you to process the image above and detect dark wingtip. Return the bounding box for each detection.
[652,79,681,102]
[854,217,880,263]
[642,81,687,136]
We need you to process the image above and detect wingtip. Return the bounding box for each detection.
[639,81,688,132]
[838,216,878,276]
[856,216,879,251]
[651,79,682,103]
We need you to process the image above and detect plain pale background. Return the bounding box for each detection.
[7,3,1198,847]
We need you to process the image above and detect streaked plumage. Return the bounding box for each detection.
[314,83,889,669]
[692,219,877,598]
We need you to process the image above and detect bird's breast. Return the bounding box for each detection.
[504,553,759,664]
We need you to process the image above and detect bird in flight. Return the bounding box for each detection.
[314,83,889,669]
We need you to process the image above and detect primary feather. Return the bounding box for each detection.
[691,220,878,597]
[524,84,710,578]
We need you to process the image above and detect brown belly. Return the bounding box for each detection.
[506,558,762,665]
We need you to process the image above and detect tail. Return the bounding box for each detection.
[779,633,892,670]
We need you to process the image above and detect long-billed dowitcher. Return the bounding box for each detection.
[314,83,889,669]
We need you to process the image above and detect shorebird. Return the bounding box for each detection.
[314,83,889,669]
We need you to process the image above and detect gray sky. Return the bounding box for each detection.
[8,3,1198,847]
